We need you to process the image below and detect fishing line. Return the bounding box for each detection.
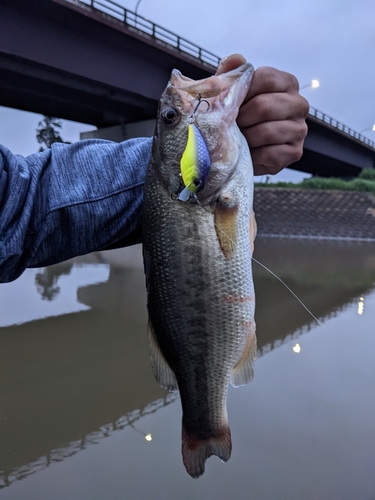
[216,218,375,383]
[205,208,323,327]
[251,256,323,327]
[252,253,375,381]
[179,93,324,326]
[189,201,375,383]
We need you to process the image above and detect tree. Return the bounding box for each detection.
[36,116,70,151]
[34,262,74,301]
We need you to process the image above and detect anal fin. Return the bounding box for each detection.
[231,320,257,387]
[147,320,178,391]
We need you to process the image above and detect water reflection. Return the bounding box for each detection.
[0,392,176,489]
[292,343,301,354]
[253,238,375,355]
[1,239,375,492]
[0,264,110,327]
[35,262,74,301]
[358,296,365,315]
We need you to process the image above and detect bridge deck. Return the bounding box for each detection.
[0,0,374,175]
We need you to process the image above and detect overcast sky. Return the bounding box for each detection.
[0,0,373,180]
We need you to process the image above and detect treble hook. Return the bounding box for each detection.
[188,94,210,123]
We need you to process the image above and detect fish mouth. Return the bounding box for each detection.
[159,60,254,203]
[164,61,254,126]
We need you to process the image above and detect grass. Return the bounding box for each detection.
[255,168,375,195]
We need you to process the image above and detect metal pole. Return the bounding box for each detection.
[134,0,142,28]
[135,0,142,16]
[360,126,375,134]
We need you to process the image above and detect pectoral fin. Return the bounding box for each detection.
[147,320,178,391]
[231,320,257,387]
[250,210,257,256]
[214,196,238,259]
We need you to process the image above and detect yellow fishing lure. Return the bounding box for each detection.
[178,123,211,202]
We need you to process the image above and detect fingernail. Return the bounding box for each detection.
[217,56,228,70]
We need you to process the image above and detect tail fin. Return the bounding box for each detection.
[182,425,232,479]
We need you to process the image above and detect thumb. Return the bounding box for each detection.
[215,54,247,75]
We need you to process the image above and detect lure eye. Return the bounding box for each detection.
[161,107,180,126]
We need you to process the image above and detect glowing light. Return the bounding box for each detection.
[145,434,152,442]
[300,80,320,90]
[292,343,301,353]
[360,125,375,134]
[358,297,365,315]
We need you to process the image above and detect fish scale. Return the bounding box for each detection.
[143,60,256,478]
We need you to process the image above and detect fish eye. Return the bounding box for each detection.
[161,107,180,126]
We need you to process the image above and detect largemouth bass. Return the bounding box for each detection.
[143,59,257,478]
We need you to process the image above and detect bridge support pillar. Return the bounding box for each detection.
[80,120,156,142]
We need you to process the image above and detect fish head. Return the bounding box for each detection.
[151,60,254,203]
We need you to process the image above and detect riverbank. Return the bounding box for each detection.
[254,188,375,241]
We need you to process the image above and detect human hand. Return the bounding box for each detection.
[216,54,309,176]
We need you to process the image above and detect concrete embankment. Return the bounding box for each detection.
[254,188,375,241]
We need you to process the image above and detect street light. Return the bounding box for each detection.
[134,0,142,28]
[300,79,320,90]
[135,0,142,15]
[360,125,375,134]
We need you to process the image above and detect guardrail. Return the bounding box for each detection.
[309,107,375,150]
[67,0,221,68]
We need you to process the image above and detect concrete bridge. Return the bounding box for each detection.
[1,0,374,176]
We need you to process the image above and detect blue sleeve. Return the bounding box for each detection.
[0,137,152,283]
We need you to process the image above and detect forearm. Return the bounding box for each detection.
[0,138,152,283]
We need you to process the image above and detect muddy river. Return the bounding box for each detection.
[1,239,375,499]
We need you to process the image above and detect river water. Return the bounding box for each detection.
[1,239,375,499]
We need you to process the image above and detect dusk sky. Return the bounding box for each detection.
[0,0,373,180]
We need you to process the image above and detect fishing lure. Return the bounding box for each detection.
[177,95,211,202]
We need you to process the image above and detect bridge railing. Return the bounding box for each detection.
[69,0,221,68]
[64,0,375,151]
[309,107,375,150]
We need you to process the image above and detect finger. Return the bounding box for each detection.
[245,66,300,101]
[216,54,246,75]
[237,92,309,129]
[251,143,305,176]
[242,119,308,149]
